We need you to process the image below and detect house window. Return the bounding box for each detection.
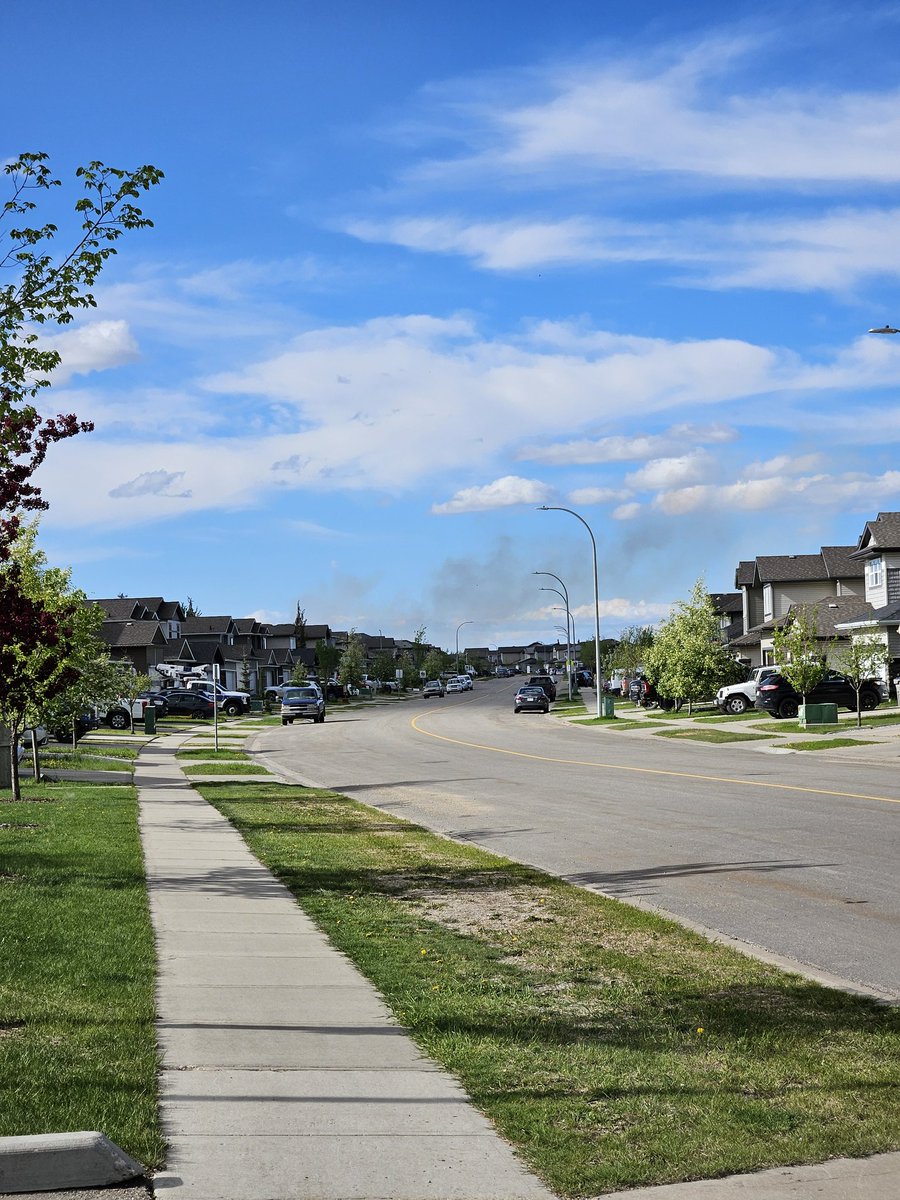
[763,584,773,620]
[867,557,884,589]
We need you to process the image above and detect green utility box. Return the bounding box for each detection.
[799,702,838,727]
[143,705,156,734]
[601,696,616,718]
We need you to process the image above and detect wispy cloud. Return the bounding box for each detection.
[109,470,192,499]
[654,469,900,514]
[521,423,737,465]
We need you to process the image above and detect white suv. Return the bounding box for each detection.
[716,666,780,715]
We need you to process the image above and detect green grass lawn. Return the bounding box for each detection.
[40,751,134,772]
[176,748,254,761]
[0,780,163,1166]
[653,727,775,744]
[575,717,665,730]
[198,779,900,1197]
[781,739,881,752]
[181,761,270,775]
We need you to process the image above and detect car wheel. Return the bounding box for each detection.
[860,691,879,710]
[726,695,748,715]
[108,711,128,730]
[282,718,289,725]
[778,698,799,719]
[223,701,241,717]
[514,707,521,713]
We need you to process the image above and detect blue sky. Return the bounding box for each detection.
[8,0,900,652]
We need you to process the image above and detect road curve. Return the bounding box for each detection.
[254,680,900,997]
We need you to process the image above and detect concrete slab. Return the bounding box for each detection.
[152,1134,551,1200]
[159,1068,507,1134]
[0,1132,144,1194]
[156,1023,430,1069]
[155,984,396,1025]
[156,953,363,987]
[158,931,338,957]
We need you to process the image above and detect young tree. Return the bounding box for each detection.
[836,634,891,728]
[110,663,152,734]
[294,604,307,647]
[396,650,417,691]
[290,659,309,685]
[0,154,162,784]
[371,649,396,688]
[183,596,202,618]
[43,651,122,746]
[644,580,743,713]
[0,526,102,797]
[410,625,428,671]
[423,648,447,681]
[338,633,366,692]
[772,605,831,705]
[315,639,340,682]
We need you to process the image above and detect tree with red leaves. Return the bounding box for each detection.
[0,154,162,793]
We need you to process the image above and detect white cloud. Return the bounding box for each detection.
[612,502,642,520]
[625,450,717,490]
[40,320,139,384]
[432,475,552,514]
[412,44,900,186]
[653,469,900,515]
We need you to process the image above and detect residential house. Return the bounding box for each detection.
[729,546,864,667]
[836,512,900,688]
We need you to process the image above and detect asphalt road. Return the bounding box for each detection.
[255,679,900,998]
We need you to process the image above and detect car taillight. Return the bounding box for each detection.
[759,683,778,691]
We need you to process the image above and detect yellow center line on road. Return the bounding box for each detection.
[409,713,900,805]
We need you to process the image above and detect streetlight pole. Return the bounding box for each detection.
[533,570,574,701]
[538,586,572,702]
[455,620,473,674]
[537,506,602,718]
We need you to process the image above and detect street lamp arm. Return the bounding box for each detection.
[868,326,900,334]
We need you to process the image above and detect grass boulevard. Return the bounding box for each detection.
[0,714,897,1195]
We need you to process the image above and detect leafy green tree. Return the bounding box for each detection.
[610,626,655,675]
[43,652,122,746]
[294,604,307,647]
[371,649,396,687]
[315,640,340,682]
[397,651,417,690]
[290,659,309,684]
[836,634,891,727]
[644,580,743,712]
[338,632,366,691]
[772,605,831,705]
[423,648,446,681]
[183,596,202,618]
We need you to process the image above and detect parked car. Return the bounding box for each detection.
[446,679,465,693]
[494,666,513,677]
[138,690,170,717]
[281,685,326,724]
[755,671,882,719]
[379,679,400,693]
[161,689,216,720]
[715,666,780,715]
[514,685,550,714]
[181,679,250,716]
[50,711,99,743]
[527,675,557,700]
[423,680,445,698]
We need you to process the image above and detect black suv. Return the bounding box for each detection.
[526,674,557,700]
[755,670,882,719]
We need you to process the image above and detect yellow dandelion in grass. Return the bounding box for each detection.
[696,1027,704,1034]
[420,948,429,956]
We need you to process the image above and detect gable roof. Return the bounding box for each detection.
[820,546,864,578]
[94,598,147,621]
[134,597,186,621]
[755,554,831,583]
[710,591,742,615]
[852,512,900,558]
[181,616,236,637]
[99,621,169,649]
[734,561,755,588]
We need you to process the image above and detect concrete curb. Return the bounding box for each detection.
[0,1131,145,1194]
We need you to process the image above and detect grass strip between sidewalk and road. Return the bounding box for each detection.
[198,779,899,1197]
[652,727,775,744]
[0,779,163,1166]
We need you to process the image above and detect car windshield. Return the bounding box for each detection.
[285,688,319,700]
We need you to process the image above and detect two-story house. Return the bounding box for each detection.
[728,546,866,667]
[836,512,900,688]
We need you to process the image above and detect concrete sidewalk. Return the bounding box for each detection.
[135,733,900,1200]
[137,736,553,1200]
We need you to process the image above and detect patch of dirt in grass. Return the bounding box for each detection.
[0,822,38,829]
[409,884,558,936]
[0,795,58,803]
